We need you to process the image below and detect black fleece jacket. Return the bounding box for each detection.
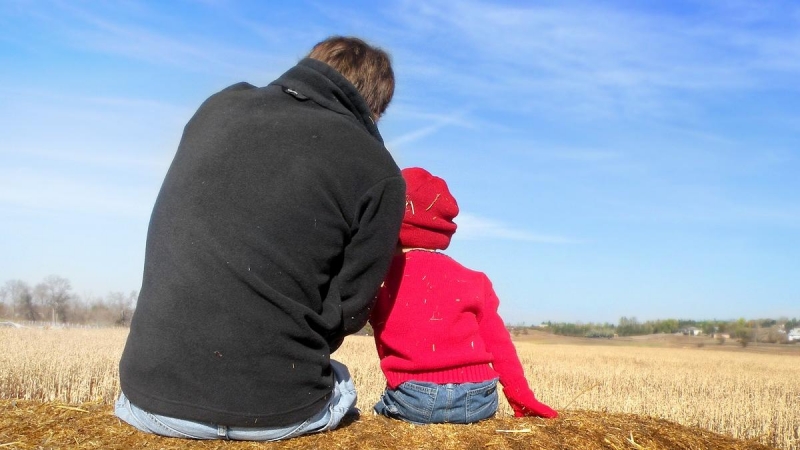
[119,58,405,427]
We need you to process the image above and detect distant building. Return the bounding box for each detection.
[682,327,702,336]
[788,328,800,342]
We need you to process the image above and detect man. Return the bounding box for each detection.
[116,36,405,441]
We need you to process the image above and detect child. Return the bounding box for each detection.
[369,167,558,424]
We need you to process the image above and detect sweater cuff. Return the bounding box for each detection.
[384,363,497,389]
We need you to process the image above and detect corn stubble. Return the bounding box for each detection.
[1,329,796,449]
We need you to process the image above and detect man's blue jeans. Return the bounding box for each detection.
[373,378,499,424]
[114,360,358,441]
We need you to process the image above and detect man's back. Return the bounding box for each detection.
[120,59,404,427]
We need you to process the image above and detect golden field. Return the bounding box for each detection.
[0,328,797,449]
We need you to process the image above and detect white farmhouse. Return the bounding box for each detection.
[788,328,800,342]
[682,326,702,336]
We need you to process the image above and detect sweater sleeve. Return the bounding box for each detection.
[477,275,558,418]
[328,175,405,349]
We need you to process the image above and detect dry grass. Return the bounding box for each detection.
[0,328,125,403]
[512,342,799,447]
[0,399,776,450]
[1,328,797,449]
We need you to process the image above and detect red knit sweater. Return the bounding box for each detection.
[370,250,556,417]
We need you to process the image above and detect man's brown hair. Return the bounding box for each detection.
[308,36,395,120]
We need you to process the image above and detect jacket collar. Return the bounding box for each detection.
[269,58,383,143]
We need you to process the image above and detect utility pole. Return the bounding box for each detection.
[754,322,759,345]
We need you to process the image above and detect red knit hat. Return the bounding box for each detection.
[399,167,459,250]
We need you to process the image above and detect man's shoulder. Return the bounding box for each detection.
[203,82,261,103]
[192,82,267,113]
[220,81,258,93]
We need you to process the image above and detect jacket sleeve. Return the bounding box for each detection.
[327,175,405,350]
[477,275,558,418]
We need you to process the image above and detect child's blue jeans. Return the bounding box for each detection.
[114,359,358,441]
[373,378,499,424]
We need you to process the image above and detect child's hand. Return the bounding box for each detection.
[507,393,559,418]
[511,401,558,418]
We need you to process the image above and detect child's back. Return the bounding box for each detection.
[369,167,558,424]
[373,250,505,389]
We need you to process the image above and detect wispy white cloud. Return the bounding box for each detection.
[0,86,194,123]
[0,0,795,321]
[386,123,447,149]
[456,212,578,243]
[0,168,156,219]
[544,149,624,163]
[6,1,289,80]
[4,145,171,175]
[386,108,475,149]
[379,0,800,120]
[0,88,185,175]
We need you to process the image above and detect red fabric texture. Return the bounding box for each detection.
[398,167,458,250]
[370,250,558,419]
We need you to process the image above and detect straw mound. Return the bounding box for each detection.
[0,399,776,450]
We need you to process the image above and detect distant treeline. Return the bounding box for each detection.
[0,276,136,327]
[536,316,800,341]
[3,275,799,341]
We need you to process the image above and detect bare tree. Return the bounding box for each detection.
[105,290,137,326]
[3,279,37,321]
[126,290,138,322]
[0,284,7,317]
[0,285,8,318]
[34,275,73,325]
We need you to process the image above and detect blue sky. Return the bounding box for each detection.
[1,0,798,324]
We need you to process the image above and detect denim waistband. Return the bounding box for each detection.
[383,363,497,389]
